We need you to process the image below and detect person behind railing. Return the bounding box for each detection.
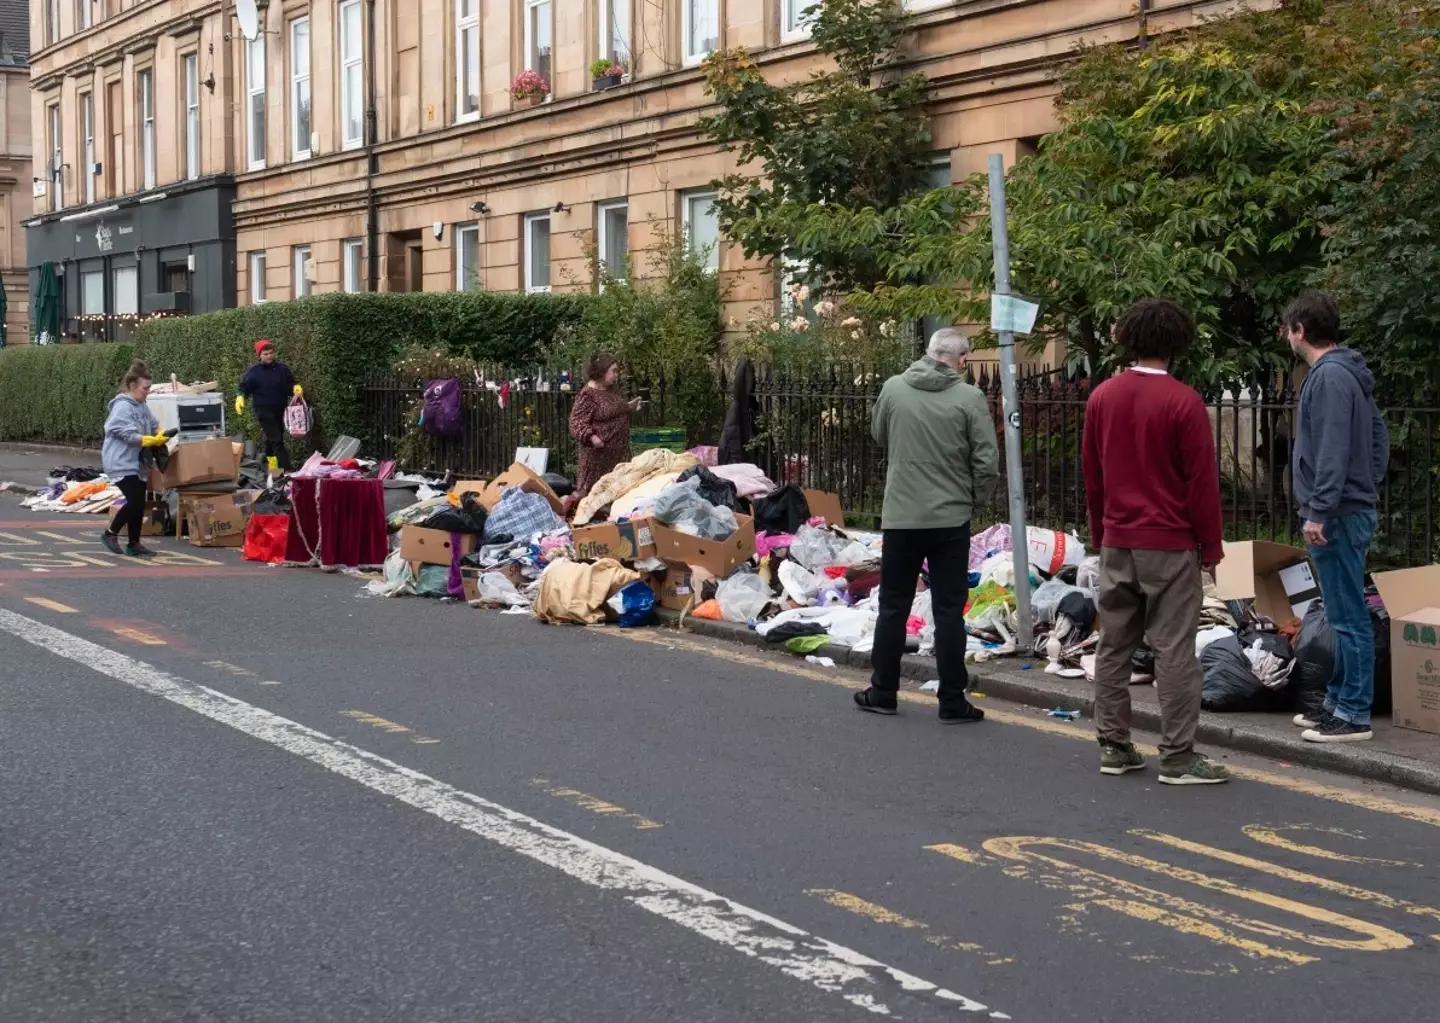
[570,353,643,500]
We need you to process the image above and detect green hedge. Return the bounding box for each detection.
[131,291,591,447]
[0,342,135,444]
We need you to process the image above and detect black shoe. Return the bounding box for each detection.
[854,688,898,715]
[101,532,123,555]
[125,543,158,558]
[939,701,985,724]
[1302,717,1373,743]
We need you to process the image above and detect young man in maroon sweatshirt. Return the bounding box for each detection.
[1082,299,1230,785]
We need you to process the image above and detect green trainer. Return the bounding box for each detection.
[1099,742,1146,776]
[1158,754,1231,786]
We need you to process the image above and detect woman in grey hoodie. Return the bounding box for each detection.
[101,361,167,556]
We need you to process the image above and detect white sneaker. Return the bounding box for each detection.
[1293,711,1328,729]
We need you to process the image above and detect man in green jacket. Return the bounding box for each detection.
[855,329,1000,722]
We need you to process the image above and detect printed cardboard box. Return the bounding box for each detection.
[1373,565,1440,735]
[653,565,696,611]
[1214,541,1319,621]
[571,519,658,563]
[184,491,260,547]
[649,516,756,578]
[400,525,479,566]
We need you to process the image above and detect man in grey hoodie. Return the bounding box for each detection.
[854,329,999,723]
[1285,292,1390,743]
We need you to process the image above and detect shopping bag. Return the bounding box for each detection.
[284,395,313,437]
[242,513,290,563]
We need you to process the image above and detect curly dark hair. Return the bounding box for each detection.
[585,352,619,383]
[1282,292,1340,346]
[1113,299,1195,363]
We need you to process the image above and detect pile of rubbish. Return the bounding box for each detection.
[21,467,126,514]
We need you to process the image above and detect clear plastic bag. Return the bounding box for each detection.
[652,476,738,540]
[716,572,773,623]
[790,524,847,571]
[1032,578,1087,625]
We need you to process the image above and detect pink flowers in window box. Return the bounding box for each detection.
[511,70,551,103]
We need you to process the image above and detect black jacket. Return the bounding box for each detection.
[239,361,296,408]
[718,358,758,465]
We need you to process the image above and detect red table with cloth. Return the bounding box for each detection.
[283,477,389,570]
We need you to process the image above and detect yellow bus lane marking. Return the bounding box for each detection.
[1135,829,1440,924]
[106,626,167,646]
[23,597,77,613]
[0,532,40,545]
[606,629,1440,830]
[340,709,441,744]
[806,888,1015,966]
[530,778,664,830]
[1241,823,1416,867]
[33,530,91,545]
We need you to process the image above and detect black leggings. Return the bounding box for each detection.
[255,406,292,471]
[107,475,148,547]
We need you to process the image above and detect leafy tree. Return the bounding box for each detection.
[1321,20,1440,398]
[700,0,934,292]
[756,0,1432,387]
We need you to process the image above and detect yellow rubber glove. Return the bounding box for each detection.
[235,395,246,416]
[293,384,304,397]
[141,433,168,448]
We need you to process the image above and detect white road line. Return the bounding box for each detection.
[0,609,1007,1020]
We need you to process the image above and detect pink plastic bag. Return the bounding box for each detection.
[284,395,313,437]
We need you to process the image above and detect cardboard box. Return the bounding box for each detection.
[654,565,696,611]
[478,462,563,515]
[649,516,756,578]
[459,563,528,602]
[184,491,259,547]
[572,518,657,563]
[451,480,489,502]
[1214,541,1319,621]
[804,490,846,528]
[1373,565,1440,735]
[149,437,241,490]
[400,525,479,566]
[141,501,168,537]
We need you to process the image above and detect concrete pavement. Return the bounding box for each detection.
[2,497,1439,1022]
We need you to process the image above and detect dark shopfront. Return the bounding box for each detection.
[25,177,236,343]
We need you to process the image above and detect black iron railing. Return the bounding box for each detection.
[358,365,1440,568]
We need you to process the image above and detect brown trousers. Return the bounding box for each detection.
[1093,547,1204,766]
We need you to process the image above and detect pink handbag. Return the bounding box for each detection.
[284,395,313,437]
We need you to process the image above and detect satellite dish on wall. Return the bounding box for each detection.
[236,0,260,41]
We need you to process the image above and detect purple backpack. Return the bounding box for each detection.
[420,378,463,439]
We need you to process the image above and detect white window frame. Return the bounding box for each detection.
[780,257,818,317]
[681,0,718,66]
[455,223,481,292]
[455,0,480,123]
[81,93,95,204]
[81,270,105,315]
[599,0,630,66]
[339,0,364,150]
[903,0,950,10]
[48,103,63,211]
[77,0,92,31]
[246,35,266,169]
[523,213,551,294]
[596,199,628,287]
[183,53,201,180]
[250,251,268,304]
[293,245,313,298]
[113,265,139,316]
[524,0,553,83]
[681,189,720,273]
[343,239,365,293]
[139,69,156,190]
[782,0,813,42]
[290,17,312,161]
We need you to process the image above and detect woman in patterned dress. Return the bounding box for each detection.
[570,353,641,499]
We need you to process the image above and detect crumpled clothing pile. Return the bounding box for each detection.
[574,448,699,526]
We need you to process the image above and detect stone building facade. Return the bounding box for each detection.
[25,0,1258,346]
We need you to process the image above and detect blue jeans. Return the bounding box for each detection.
[1307,509,1378,726]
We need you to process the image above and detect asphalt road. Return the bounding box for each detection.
[2,500,1439,1022]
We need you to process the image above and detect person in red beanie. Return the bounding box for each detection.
[1083,299,1228,787]
[236,339,302,471]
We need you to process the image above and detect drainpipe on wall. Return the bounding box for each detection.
[1138,0,1151,49]
[365,0,380,292]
